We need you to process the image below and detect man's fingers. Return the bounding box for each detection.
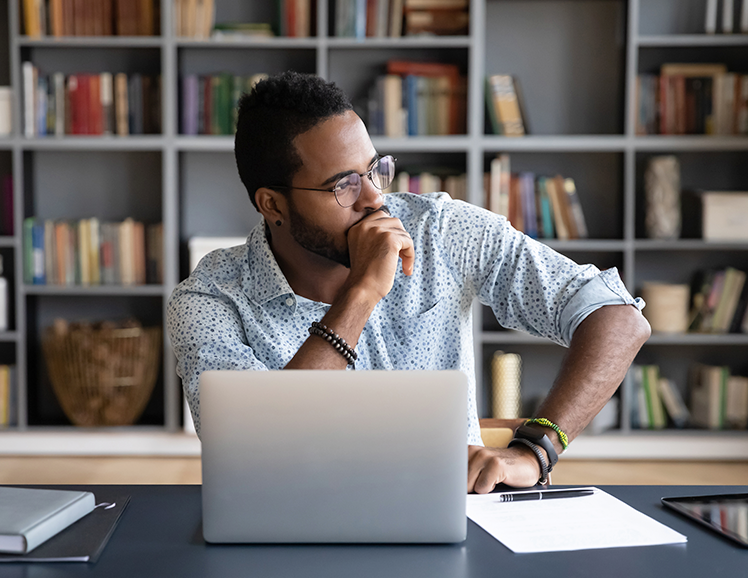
[399,235,415,276]
[474,460,502,494]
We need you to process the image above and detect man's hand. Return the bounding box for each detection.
[467,445,544,493]
[345,208,415,301]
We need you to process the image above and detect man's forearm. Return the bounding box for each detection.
[284,285,378,369]
[533,304,651,453]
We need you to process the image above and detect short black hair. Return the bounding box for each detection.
[234,71,353,210]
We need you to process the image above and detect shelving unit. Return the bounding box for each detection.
[0,0,745,458]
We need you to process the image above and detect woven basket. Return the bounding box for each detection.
[42,323,162,427]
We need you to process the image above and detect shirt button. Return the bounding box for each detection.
[285,297,294,306]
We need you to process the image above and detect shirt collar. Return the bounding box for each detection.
[243,221,295,306]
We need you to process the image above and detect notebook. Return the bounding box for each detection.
[199,369,468,544]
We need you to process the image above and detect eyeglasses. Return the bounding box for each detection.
[268,155,397,208]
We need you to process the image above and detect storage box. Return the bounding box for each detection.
[702,192,748,241]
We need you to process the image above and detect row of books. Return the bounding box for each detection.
[384,170,467,201]
[636,65,748,136]
[631,364,748,430]
[689,267,748,334]
[367,61,467,137]
[180,73,266,136]
[0,176,12,236]
[0,365,17,427]
[336,0,469,38]
[23,64,161,137]
[704,0,748,34]
[23,218,163,286]
[173,0,215,38]
[485,75,527,137]
[484,155,588,240]
[23,0,159,37]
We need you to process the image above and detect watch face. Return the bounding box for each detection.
[516,424,545,442]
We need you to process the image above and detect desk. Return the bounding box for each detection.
[1,485,745,577]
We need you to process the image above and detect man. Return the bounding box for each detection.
[167,71,650,493]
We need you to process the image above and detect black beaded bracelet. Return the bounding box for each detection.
[309,321,357,368]
[508,438,550,485]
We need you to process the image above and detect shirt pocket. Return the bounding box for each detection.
[382,299,447,370]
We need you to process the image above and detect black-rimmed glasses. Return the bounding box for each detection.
[268,155,396,208]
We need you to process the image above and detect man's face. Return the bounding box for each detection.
[284,110,385,267]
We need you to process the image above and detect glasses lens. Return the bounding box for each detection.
[334,173,362,207]
[371,156,395,190]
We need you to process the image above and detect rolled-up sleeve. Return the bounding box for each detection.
[434,195,643,347]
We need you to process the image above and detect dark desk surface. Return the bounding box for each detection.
[1,485,746,578]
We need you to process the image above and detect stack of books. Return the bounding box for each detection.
[180,73,267,135]
[23,0,159,37]
[0,365,16,427]
[23,217,163,286]
[335,0,468,38]
[636,64,748,136]
[367,60,467,137]
[631,365,689,430]
[688,267,748,334]
[690,364,748,430]
[484,155,588,240]
[22,64,161,137]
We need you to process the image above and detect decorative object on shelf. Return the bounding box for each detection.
[640,282,690,334]
[24,0,160,38]
[701,191,748,241]
[42,318,162,427]
[403,0,469,36]
[644,155,681,240]
[491,351,521,419]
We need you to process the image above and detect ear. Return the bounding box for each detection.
[255,187,288,225]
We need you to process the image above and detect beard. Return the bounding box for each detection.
[287,198,352,268]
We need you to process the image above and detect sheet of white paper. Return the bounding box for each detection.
[466,487,687,553]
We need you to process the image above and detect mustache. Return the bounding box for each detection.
[347,205,391,232]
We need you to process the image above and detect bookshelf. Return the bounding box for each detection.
[0,0,746,458]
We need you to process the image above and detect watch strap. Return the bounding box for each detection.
[513,424,559,469]
[507,438,549,485]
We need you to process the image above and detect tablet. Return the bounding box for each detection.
[661,493,748,548]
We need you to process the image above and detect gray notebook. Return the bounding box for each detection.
[0,487,95,554]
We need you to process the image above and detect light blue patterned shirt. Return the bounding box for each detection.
[167,192,643,442]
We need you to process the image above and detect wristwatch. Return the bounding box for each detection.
[508,423,559,470]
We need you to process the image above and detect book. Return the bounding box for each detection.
[725,376,748,429]
[0,490,130,563]
[723,0,735,32]
[486,75,525,136]
[705,0,718,33]
[643,365,666,429]
[0,487,95,554]
[658,377,690,428]
[690,364,728,429]
[563,178,588,239]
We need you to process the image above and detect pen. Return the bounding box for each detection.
[495,489,595,502]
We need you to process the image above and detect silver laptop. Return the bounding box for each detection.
[199,370,467,544]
